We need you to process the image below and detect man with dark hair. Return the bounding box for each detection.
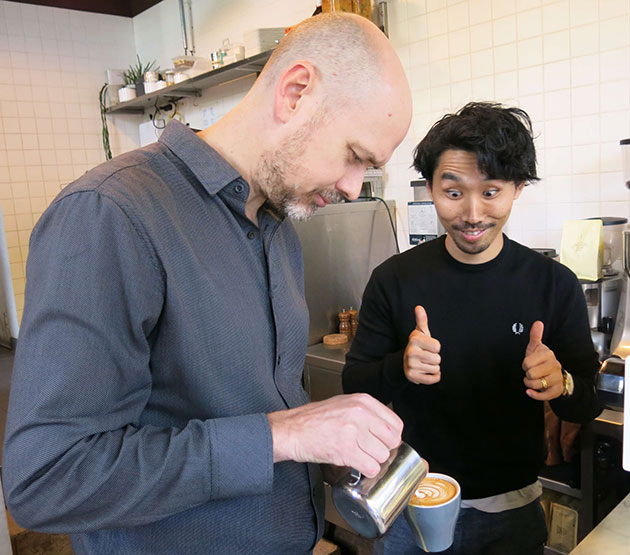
[343,102,601,554]
[3,13,411,555]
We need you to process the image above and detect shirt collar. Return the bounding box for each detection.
[158,119,241,196]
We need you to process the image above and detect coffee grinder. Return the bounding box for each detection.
[579,217,626,359]
[610,140,630,359]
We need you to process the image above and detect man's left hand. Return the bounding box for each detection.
[522,321,563,401]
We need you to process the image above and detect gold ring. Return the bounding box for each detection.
[540,377,548,391]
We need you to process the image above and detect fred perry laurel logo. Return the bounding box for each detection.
[512,322,524,335]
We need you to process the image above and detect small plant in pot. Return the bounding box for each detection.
[123,55,159,97]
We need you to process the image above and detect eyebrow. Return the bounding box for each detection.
[440,171,461,182]
[351,144,383,167]
[441,171,494,183]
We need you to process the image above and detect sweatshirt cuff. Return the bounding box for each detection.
[208,413,274,499]
[549,380,602,424]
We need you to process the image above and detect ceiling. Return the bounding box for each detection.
[12,0,164,17]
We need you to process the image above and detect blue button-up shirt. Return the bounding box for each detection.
[3,121,324,554]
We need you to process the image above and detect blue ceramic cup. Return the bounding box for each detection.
[404,472,461,552]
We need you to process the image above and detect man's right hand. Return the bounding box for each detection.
[267,393,403,478]
[403,305,441,385]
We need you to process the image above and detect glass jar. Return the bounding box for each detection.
[164,70,175,87]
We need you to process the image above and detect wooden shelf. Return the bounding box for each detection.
[106,50,274,114]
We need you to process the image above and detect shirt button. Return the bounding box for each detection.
[247,230,256,240]
[234,183,244,194]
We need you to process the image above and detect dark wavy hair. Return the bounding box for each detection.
[413,102,539,186]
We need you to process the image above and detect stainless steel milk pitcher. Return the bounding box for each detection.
[331,442,428,538]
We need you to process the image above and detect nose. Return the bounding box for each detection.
[335,166,367,201]
[462,195,483,224]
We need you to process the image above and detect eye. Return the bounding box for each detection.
[349,148,362,163]
[483,188,499,198]
[445,189,462,199]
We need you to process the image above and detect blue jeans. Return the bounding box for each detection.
[382,499,548,555]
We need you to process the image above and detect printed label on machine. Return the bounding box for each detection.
[408,201,438,245]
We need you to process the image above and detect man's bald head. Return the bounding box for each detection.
[201,12,411,223]
[257,13,387,101]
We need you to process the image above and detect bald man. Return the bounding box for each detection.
[3,12,411,555]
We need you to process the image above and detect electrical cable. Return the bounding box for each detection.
[151,102,167,130]
[357,196,400,254]
[98,83,112,160]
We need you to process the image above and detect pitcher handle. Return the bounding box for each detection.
[348,468,362,486]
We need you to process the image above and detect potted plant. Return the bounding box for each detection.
[122,55,159,97]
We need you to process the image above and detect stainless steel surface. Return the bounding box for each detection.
[178,0,189,56]
[624,229,630,279]
[378,1,389,37]
[610,231,630,358]
[293,200,397,346]
[303,343,347,401]
[590,330,607,360]
[581,281,602,330]
[584,274,623,360]
[597,357,624,410]
[331,443,428,539]
[602,276,622,327]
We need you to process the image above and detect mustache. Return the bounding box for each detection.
[317,189,345,204]
[452,222,495,232]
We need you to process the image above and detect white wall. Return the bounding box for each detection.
[0,0,140,321]
[133,0,314,70]
[384,0,630,251]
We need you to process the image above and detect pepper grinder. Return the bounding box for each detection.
[339,309,351,341]
[348,307,358,338]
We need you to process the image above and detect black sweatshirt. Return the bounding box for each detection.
[343,235,602,499]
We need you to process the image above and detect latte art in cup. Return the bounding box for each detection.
[405,472,461,552]
[410,477,458,507]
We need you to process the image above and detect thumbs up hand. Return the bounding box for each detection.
[522,321,563,400]
[403,305,442,385]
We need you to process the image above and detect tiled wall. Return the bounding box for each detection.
[384,0,630,250]
[0,0,139,321]
[1,0,630,323]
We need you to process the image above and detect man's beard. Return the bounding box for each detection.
[261,161,344,221]
[253,121,344,221]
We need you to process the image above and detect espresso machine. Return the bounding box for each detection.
[601,140,630,410]
[581,217,626,359]
[609,140,630,360]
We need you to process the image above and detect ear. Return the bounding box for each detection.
[426,181,434,200]
[513,181,525,200]
[273,62,317,124]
